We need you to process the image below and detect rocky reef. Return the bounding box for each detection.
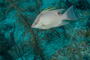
[0,0,90,60]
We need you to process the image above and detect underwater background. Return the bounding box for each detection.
[0,0,90,60]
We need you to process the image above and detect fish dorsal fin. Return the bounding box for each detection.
[41,7,56,13]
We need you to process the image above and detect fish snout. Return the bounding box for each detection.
[31,24,35,28]
[31,24,38,28]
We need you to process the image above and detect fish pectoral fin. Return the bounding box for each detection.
[61,21,69,25]
[42,24,46,26]
[41,22,47,27]
[54,21,69,27]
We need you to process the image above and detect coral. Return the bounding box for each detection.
[0,0,90,60]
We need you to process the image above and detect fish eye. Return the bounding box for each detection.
[57,12,60,15]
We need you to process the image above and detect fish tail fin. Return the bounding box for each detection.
[63,6,78,20]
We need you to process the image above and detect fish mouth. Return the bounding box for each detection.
[31,24,34,28]
[31,24,37,28]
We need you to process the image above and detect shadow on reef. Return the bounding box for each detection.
[0,24,19,60]
[0,51,13,60]
[87,16,90,27]
[66,0,90,10]
[76,0,90,9]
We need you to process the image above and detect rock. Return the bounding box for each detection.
[0,9,5,21]
[68,0,90,10]
[0,55,3,60]
[87,0,90,5]
[68,0,79,3]
[0,52,13,60]
[0,0,4,3]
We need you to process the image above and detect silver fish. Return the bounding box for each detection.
[31,6,78,29]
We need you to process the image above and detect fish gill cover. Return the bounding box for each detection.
[0,0,90,60]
